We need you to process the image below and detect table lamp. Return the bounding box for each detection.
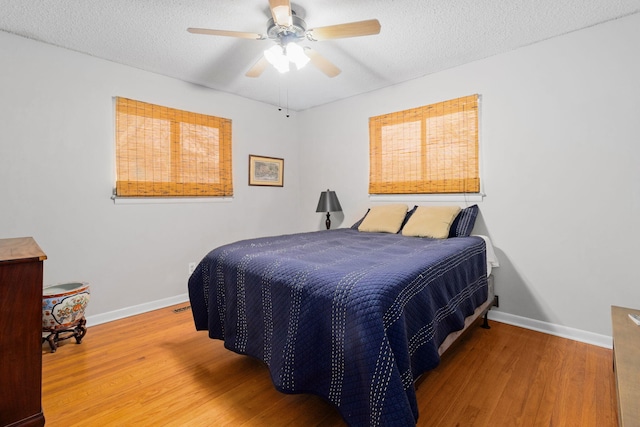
[315,189,342,230]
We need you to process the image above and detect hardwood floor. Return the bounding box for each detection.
[42,304,618,426]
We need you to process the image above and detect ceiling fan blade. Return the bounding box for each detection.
[307,19,381,41]
[245,56,270,78]
[269,0,292,27]
[305,48,341,78]
[187,28,264,40]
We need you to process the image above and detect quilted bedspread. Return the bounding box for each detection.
[188,229,487,426]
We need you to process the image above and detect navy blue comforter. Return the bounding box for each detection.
[188,229,487,426]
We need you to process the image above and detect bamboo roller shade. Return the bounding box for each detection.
[115,97,233,197]
[369,94,479,194]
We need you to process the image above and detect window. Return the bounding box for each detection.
[115,97,233,197]
[368,94,479,195]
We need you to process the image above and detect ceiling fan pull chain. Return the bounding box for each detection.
[286,82,290,118]
[278,75,282,112]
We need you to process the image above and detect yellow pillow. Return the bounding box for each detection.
[401,206,461,238]
[358,204,408,233]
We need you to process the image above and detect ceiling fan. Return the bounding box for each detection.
[187,0,381,78]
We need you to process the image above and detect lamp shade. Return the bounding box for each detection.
[264,45,290,73]
[316,189,342,213]
[286,43,310,70]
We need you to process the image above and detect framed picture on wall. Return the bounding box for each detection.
[248,155,284,187]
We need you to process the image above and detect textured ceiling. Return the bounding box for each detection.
[1,1,639,111]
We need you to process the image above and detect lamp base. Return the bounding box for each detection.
[325,212,331,230]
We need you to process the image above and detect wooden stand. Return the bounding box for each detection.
[0,237,46,427]
[611,305,640,427]
[43,317,87,353]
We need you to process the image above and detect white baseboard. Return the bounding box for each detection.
[84,294,613,350]
[488,310,613,349]
[85,293,190,327]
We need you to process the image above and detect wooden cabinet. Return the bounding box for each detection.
[611,305,640,427]
[0,237,46,427]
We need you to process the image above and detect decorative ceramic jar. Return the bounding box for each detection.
[42,282,90,330]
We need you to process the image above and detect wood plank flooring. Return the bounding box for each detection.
[41,304,618,426]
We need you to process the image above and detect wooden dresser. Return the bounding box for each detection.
[0,237,46,427]
[611,305,640,427]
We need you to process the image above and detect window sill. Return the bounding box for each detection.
[369,193,484,203]
[111,196,233,205]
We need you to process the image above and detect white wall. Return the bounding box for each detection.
[0,31,305,321]
[298,13,640,340]
[2,12,639,341]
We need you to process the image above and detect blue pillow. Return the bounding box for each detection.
[448,204,479,237]
[351,206,417,232]
[398,205,418,233]
[351,209,370,229]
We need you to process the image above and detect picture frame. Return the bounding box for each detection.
[248,155,284,187]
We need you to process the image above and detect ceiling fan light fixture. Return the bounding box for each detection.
[189,1,381,79]
[286,43,310,70]
[264,45,290,73]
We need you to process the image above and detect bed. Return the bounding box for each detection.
[188,227,496,426]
